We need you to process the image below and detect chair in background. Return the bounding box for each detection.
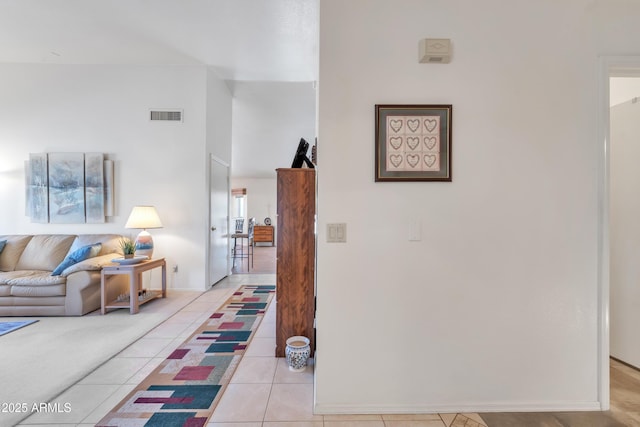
[231,217,255,271]
[247,217,255,269]
[231,218,244,268]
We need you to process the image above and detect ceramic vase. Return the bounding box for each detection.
[285,335,310,372]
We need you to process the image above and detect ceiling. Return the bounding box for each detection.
[0,0,319,81]
[0,0,319,178]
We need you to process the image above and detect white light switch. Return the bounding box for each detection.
[409,219,421,241]
[327,223,347,243]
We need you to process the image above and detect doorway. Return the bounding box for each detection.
[209,155,230,285]
[598,56,640,410]
[229,188,277,275]
[609,75,640,372]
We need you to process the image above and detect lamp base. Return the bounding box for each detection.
[135,230,154,259]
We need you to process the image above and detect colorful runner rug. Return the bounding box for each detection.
[97,284,275,427]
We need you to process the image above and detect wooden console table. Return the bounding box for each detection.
[254,225,274,246]
[101,258,166,314]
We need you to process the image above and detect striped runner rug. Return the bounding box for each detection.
[97,284,275,427]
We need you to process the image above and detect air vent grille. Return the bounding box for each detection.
[150,110,183,122]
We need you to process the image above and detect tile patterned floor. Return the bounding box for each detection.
[18,273,487,427]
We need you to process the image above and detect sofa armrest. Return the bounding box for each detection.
[64,255,129,315]
[61,253,118,276]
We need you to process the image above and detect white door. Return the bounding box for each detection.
[209,155,229,285]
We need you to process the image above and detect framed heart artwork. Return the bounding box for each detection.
[375,104,452,182]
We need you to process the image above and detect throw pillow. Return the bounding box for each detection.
[0,240,6,254]
[51,243,102,276]
[89,243,102,258]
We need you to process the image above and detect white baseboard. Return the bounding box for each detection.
[313,401,602,415]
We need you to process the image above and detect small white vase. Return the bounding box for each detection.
[285,336,310,372]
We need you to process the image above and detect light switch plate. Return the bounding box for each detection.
[327,223,347,243]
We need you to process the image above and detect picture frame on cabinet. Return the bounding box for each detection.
[375,104,452,182]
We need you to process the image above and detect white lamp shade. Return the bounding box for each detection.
[125,206,163,230]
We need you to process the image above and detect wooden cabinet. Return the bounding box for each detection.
[276,168,315,357]
[253,225,274,246]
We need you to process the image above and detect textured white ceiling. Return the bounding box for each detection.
[0,0,319,81]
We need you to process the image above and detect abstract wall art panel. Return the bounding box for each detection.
[25,152,114,224]
[85,152,105,223]
[104,159,114,217]
[48,152,85,223]
[27,153,49,223]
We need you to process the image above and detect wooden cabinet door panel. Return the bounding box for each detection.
[275,168,315,357]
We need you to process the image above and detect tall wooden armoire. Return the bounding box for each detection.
[275,168,316,357]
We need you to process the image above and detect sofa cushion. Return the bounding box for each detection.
[7,271,66,285]
[8,271,66,297]
[0,240,6,254]
[0,271,35,285]
[0,235,33,272]
[51,243,101,276]
[1,268,67,296]
[15,235,75,272]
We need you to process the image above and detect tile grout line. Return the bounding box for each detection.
[260,294,278,425]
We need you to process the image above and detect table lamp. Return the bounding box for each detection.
[125,206,163,259]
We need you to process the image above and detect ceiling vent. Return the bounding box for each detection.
[150,109,183,122]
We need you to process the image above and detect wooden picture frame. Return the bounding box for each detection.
[375,104,452,182]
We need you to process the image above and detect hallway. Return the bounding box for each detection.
[231,245,276,275]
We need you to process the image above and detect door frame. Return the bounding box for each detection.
[208,154,231,286]
[597,55,640,410]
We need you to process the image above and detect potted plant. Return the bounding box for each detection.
[119,237,136,259]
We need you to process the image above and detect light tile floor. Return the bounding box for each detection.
[18,273,487,427]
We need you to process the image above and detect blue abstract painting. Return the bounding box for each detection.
[48,152,85,224]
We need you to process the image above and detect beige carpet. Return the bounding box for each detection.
[0,290,201,427]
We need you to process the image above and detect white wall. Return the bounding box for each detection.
[315,0,639,413]
[230,177,277,237]
[231,81,316,179]
[0,64,231,290]
[206,68,234,278]
[610,99,640,368]
[610,77,640,106]
[207,69,233,165]
[229,81,316,245]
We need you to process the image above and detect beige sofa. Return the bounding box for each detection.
[0,234,125,316]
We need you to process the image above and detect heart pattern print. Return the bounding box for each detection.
[386,115,440,171]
